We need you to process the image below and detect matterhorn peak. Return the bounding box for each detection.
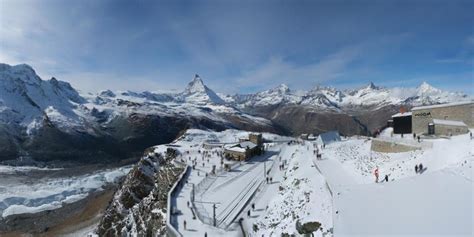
[182,74,224,104]
[184,74,207,94]
[366,81,379,90]
[417,81,440,94]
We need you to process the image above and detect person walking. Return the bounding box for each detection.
[184,220,187,230]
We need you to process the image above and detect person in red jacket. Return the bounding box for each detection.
[374,167,379,183]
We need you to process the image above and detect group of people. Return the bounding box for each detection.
[374,167,389,183]
[415,163,424,174]
[412,133,421,142]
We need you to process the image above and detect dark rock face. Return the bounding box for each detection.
[239,104,399,136]
[97,150,185,236]
[2,110,279,164]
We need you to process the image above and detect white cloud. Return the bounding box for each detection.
[232,46,360,91]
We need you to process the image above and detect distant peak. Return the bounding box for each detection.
[419,81,432,89]
[272,84,290,93]
[417,81,440,94]
[367,81,378,89]
[182,74,224,104]
[0,63,36,75]
[185,74,206,93]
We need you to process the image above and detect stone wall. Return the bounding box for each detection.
[371,139,421,153]
[434,124,469,136]
[412,103,473,135]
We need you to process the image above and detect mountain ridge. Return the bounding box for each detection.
[0,63,471,164]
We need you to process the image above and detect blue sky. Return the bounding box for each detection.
[0,0,472,94]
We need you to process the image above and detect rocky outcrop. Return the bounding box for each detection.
[97,148,184,236]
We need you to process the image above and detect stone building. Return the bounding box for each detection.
[411,101,473,135]
[224,133,263,161]
[249,133,263,147]
[430,119,469,136]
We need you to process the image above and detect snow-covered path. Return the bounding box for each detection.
[334,168,473,236]
[316,131,474,236]
[315,157,358,190]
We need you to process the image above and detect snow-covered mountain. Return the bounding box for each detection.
[0,63,86,132]
[229,81,471,110]
[0,62,471,163]
[180,74,225,105]
[0,64,276,163]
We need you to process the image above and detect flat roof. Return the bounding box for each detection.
[432,119,467,127]
[412,101,473,111]
[239,141,257,149]
[392,112,412,118]
[225,146,246,153]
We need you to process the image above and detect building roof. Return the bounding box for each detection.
[225,146,246,153]
[412,101,473,111]
[392,112,412,118]
[224,141,257,153]
[432,119,467,127]
[318,131,341,144]
[239,141,257,149]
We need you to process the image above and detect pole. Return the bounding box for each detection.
[192,183,195,202]
[213,204,216,227]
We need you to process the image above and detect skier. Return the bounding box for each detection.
[413,133,416,139]
[247,209,251,217]
[374,167,379,183]
[384,174,389,182]
[417,136,421,143]
[419,163,423,173]
[415,164,419,174]
[252,203,255,210]
[205,232,207,237]
[184,220,187,230]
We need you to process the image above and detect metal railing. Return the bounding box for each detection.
[166,165,190,237]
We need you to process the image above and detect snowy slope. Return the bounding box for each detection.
[314,130,473,236]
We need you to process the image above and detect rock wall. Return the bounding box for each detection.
[97,148,185,236]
